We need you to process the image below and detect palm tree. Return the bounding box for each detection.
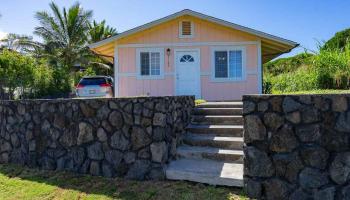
[86,20,117,73]
[0,33,33,52]
[88,20,117,43]
[34,2,93,69]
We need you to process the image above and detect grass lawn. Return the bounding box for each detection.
[0,164,247,200]
[272,89,350,95]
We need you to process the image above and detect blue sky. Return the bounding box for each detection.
[0,0,349,57]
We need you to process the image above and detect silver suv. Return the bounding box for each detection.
[76,76,114,98]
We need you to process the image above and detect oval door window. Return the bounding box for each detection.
[180,55,194,63]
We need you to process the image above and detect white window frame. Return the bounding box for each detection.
[211,46,246,82]
[136,48,165,80]
[179,20,194,39]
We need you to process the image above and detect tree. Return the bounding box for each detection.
[322,28,350,51]
[88,20,117,43]
[32,2,116,82]
[0,49,36,99]
[34,2,93,70]
[0,33,33,52]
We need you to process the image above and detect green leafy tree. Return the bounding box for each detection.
[30,2,116,88]
[0,3,117,99]
[322,28,350,51]
[0,33,33,52]
[88,20,117,43]
[263,52,314,76]
[0,49,35,99]
[34,2,93,70]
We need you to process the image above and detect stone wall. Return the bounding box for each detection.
[0,96,194,180]
[243,94,350,200]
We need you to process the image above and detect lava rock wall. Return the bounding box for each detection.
[0,96,194,180]
[243,94,350,200]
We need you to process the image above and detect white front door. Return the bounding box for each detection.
[175,49,201,98]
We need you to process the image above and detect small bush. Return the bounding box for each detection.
[263,75,272,94]
[312,45,350,89]
[264,52,314,76]
[74,67,97,85]
[268,43,350,94]
[270,66,318,93]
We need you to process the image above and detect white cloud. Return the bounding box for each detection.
[0,30,8,40]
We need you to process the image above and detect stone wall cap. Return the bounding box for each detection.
[0,95,195,103]
[243,93,350,99]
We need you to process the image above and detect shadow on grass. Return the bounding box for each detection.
[0,164,246,200]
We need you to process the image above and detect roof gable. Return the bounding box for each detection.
[90,9,297,48]
[117,15,259,45]
[89,9,299,63]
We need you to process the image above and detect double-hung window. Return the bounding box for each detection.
[212,47,245,81]
[137,48,164,79]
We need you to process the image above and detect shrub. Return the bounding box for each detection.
[270,66,318,93]
[0,50,36,99]
[268,43,350,94]
[322,28,350,51]
[312,44,350,89]
[264,52,314,76]
[263,74,272,94]
[74,67,96,85]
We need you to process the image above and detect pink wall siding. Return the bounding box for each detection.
[117,16,260,100]
[119,76,174,97]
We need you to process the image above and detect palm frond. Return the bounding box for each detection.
[89,62,111,70]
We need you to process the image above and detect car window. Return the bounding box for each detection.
[80,78,107,85]
[107,78,113,84]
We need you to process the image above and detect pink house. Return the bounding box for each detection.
[89,9,298,101]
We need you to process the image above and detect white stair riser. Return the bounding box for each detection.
[191,116,243,125]
[197,104,243,109]
[183,138,243,149]
[166,170,243,187]
[187,127,243,137]
[193,108,242,115]
[177,151,243,163]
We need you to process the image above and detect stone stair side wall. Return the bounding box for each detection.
[243,94,350,200]
[0,96,194,180]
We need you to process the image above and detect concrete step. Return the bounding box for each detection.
[166,158,243,187]
[177,146,243,163]
[193,107,242,115]
[191,115,243,125]
[183,133,243,149]
[197,102,243,108]
[186,124,243,137]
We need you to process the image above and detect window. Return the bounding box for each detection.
[140,52,160,76]
[137,48,164,79]
[180,55,194,63]
[214,51,227,78]
[212,47,245,81]
[140,52,150,75]
[179,21,194,38]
